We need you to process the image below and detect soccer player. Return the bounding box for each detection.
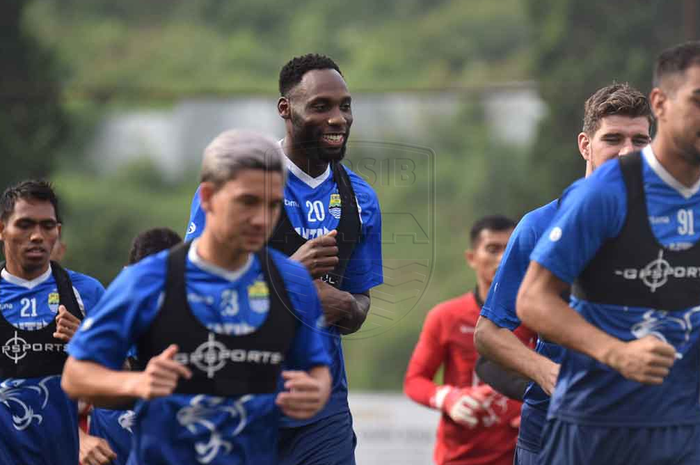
[0,179,105,465]
[404,215,524,465]
[185,54,383,465]
[517,41,700,464]
[473,83,652,464]
[85,227,182,465]
[62,130,332,465]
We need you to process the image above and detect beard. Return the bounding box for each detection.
[290,111,348,162]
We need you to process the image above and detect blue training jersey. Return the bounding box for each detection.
[67,242,330,465]
[532,145,700,427]
[480,199,563,451]
[89,408,135,465]
[185,156,383,427]
[0,266,104,465]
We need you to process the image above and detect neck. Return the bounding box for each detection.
[651,136,700,188]
[282,136,329,178]
[197,232,249,272]
[3,261,49,281]
[476,279,489,305]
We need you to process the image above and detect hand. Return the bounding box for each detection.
[534,360,560,396]
[275,370,330,419]
[314,280,357,326]
[79,429,117,465]
[510,415,521,428]
[290,230,339,279]
[469,384,522,429]
[606,335,676,384]
[433,385,485,427]
[53,305,81,342]
[129,344,192,400]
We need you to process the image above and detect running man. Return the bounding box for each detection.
[185,54,383,465]
[85,227,183,465]
[474,83,652,464]
[404,215,523,465]
[517,41,700,464]
[62,130,332,465]
[0,179,105,465]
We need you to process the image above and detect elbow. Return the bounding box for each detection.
[474,317,489,357]
[515,286,536,329]
[60,359,80,400]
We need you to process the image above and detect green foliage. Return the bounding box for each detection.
[0,0,69,190]
[523,0,691,203]
[25,0,531,97]
[54,161,197,285]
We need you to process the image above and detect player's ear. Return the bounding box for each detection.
[199,182,216,214]
[278,97,291,120]
[465,249,476,270]
[649,87,667,120]
[578,132,591,162]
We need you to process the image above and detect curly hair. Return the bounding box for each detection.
[278,53,342,97]
[582,83,653,135]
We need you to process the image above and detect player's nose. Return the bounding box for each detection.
[618,141,636,156]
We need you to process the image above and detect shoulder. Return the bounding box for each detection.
[343,165,379,208]
[65,269,105,294]
[567,160,625,202]
[427,293,474,321]
[118,251,169,289]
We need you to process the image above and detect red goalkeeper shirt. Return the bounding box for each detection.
[404,292,532,465]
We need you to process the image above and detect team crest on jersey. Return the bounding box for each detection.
[247,280,270,314]
[47,292,60,313]
[329,193,342,219]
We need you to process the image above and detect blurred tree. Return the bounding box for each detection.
[523,0,694,205]
[0,0,68,190]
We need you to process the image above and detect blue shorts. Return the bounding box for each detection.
[514,446,539,465]
[539,419,700,465]
[278,411,357,465]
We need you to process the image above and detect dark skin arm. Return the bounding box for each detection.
[315,280,370,335]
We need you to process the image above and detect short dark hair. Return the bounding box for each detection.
[128,227,182,264]
[0,180,61,223]
[582,83,653,136]
[279,53,342,97]
[470,215,516,246]
[653,41,700,90]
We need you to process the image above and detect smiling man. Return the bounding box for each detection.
[0,180,104,465]
[185,54,383,465]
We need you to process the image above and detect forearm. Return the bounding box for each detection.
[475,316,554,385]
[336,292,370,335]
[516,264,622,365]
[62,357,141,408]
[474,356,529,400]
[308,365,332,404]
[404,373,440,407]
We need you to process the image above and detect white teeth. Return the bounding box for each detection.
[324,134,342,142]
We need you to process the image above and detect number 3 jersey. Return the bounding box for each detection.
[531,146,700,427]
[0,266,104,465]
[185,155,383,427]
[67,241,331,465]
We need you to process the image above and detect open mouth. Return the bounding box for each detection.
[321,133,345,147]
